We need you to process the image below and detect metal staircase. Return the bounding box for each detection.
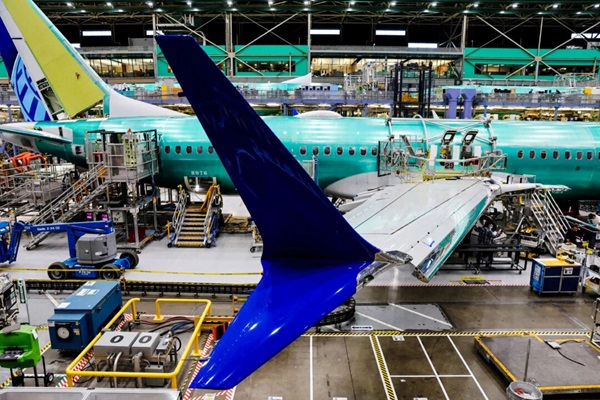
[169,184,222,248]
[529,189,569,254]
[25,164,110,249]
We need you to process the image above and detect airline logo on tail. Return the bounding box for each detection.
[0,0,182,119]
[11,56,50,122]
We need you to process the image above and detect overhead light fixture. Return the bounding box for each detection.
[595,4,600,8]
[66,2,73,6]
[147,1,154,7]
[500,10,505,13]
[82,30,111,37]
[431,2,437,6]
[106,2,113,6]
[512,3,518,8]
[473,2,479,8]
[72,43,81,48]
[227,0,233,5]
[155,7,163,11]
[270,0,275,4]
[552,4,559,8]
[390,1,396,6]
[350,1,355,5]
[408,42,437,48]
[146,29,164,35]
[187,1,192,5]
[376,29,406,36]
[310,29,341,35]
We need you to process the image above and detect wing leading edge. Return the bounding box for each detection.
[156,35,402,389]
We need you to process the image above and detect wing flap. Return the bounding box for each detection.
[347,179,493,282]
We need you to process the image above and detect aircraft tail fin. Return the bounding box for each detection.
[157,35,381,389]
[0,0,181,119]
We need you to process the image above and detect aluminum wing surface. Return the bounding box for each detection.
[345,178,542,282]
[155,35,391,390]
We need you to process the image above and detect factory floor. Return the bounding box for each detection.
[2,199,599,400]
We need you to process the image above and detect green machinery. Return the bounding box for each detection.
[0,324,53,386]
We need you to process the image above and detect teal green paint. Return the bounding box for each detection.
[156,44,308,78]
[464,47,600,80]
[0,59,7,79]
[29,117,600,199]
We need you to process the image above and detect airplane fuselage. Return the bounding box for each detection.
[7,116,600,199]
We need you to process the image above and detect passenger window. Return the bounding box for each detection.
[517,150,524,159]
[175,145,181,154]
[576,151,583,160]
[552,150,559,160]
[529,150,535,159]
[300,146,307,156]
[164,146,171,154]
[208,146,214,154]
[324,146,331,156]
[540,150,547,160]
[186,145,192,154]
[196,145,203,154]
[587,151,593,160]
[371,146,378,156]
[348,146,356,156]
[360,146,367,156]
[312,146,319,156]
[336,146,343,156]
[565,150,571,160]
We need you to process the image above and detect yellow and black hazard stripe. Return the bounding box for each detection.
[306,329,589,337]
[370,334,396,400]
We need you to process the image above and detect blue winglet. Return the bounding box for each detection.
[157,35,379,389]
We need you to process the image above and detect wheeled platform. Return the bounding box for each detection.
[475,334,600,396]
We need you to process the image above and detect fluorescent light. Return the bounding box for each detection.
[310,29,340,35]
[571,32,599,39]
[66,2,73,6]
[106,2,113,6]
[146,29,164,36]
[376,29,406,36]
[431,2,437,6]
[390,1,396,5]
[408,42,437,48]
[473,2,479,7]
[552,4,558,8]
[72,43,81,48]
[82,30,111,37]
[511,3,518,8]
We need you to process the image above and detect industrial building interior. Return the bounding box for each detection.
[0,1,599,400]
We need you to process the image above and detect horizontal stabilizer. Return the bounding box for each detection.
[0,124,71,145]
[157,35,380,389]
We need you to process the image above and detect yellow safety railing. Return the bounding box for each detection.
[66,298,212,389]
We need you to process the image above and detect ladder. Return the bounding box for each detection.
[170,184,222,248]
[529,189,569,254]
[25,164,110,249]
[175,208,208,247]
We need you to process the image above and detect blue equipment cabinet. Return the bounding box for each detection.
[530,257,581,295]
[48,281,122,351]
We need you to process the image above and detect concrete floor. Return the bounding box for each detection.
[2,218,600,399]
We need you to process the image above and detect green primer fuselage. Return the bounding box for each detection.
[30,116,600,199]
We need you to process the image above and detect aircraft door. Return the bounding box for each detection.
[439,130,456,169]
[460,130,478,165]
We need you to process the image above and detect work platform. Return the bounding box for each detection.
[475,335,600,396]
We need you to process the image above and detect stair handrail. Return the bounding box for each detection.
[168,185,188,246]
[201,184,222,247]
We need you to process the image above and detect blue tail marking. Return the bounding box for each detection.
[0,18,50,122]
[156,35,379,389]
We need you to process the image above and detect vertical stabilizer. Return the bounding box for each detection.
[0,0,181,119]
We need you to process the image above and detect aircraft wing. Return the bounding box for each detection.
[0,123,71,149]
[346,178,539,282]
[156,34,559,390]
